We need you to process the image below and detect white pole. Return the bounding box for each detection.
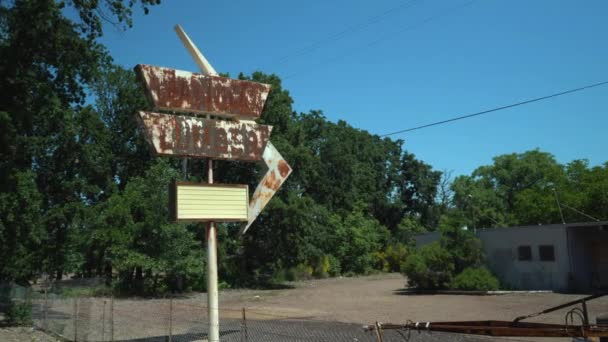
[174,25,218,76]
[207,158,220,342]
[174,24,220,341]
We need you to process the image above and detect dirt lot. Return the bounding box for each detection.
[2,273,607,341]
[216,273,608,324]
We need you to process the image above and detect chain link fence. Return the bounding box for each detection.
[1,283,523,341]
[32,297,520,341]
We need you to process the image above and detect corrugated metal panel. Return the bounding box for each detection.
[135,64,271,120]
[173,183,248,222]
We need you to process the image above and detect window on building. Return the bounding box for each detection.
[518,246,532,261]
[539,245,555,261]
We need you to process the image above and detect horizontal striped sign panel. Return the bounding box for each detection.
[170,182,248,222]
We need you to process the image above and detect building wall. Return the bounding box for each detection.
[476,226,571,291]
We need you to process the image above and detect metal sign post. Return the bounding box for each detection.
[134,25,292,341]
[207,158,219,342]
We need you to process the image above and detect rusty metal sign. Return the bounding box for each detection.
[241,142,292,234]
[134,24,292,232]
[137,111,272,161]
[135,64,270,120]
[133,24,293,342]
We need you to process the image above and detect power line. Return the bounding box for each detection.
[271,0,421,67]
[283,0,476,80]
[381,80,608,137]
[560,203,601,222]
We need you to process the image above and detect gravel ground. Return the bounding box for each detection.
[216,273,608,326]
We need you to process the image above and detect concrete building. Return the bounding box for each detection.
[414,221,608,292]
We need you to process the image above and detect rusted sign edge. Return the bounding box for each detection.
[240,142,292,235]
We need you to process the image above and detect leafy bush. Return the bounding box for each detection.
[401,243,454,289]
[325,255,341,277]
[373,243,409,272]
[401,214,492,290]
[5,299,32,325]
[450,267,500,291]
[394,217,426,246]
[438,216,485,274]
[287,263,314,281]
[313,255,341,278]
[384,243,409,272]
[334,208,390,275]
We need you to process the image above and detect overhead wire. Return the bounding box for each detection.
[282,0,477,80]
[381,80,608,136]
[271,0,421,67]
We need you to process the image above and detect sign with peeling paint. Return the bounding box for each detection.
[170,182,248,222]
[137,111,272,161]
[135,64,270,120]
[241,142,292,234]
[134,25,292,231]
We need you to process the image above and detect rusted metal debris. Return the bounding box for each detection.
[365,321,608,338]
[364,293,608,338]
[135,64,271,120]
[137,111,272,161]
[240,142,292,235]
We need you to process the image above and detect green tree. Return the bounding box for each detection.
[333,205,390,275]
[0,0,158,282]
[399,152,442,228]
[84,161,205,294]
[451,150,607,228]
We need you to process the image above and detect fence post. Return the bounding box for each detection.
[73,298,79,342]
[110,296,114,342]
[43,289,48,331]
[241,307,248,342]
[169,297,173,342]
[374,322,384,342]
[102,300,106,342]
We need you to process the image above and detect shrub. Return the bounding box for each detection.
[401,243,454,289]
[438,218,485,274]
[287,263,314,281]
[5,299,32,325]
[450,267,500,291]
[325,255,341,277]
[313,255,341,278]
[384,243,409,272]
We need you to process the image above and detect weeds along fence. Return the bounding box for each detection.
[3,283,519,342]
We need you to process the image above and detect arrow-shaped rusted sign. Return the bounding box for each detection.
[241,142,292,235]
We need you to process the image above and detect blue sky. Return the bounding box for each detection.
[99,0,607,176]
